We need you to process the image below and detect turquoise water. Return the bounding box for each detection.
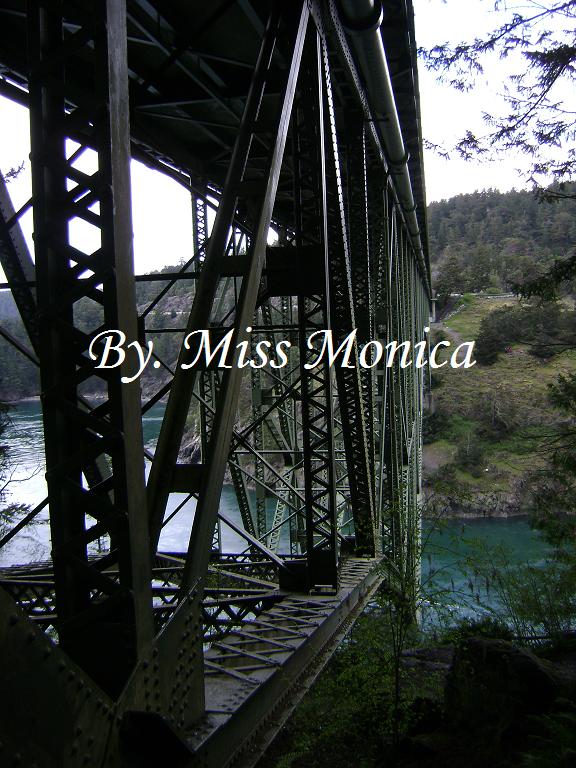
[0,400,290,565]
[1,402,552,621]
[421,517,552,625]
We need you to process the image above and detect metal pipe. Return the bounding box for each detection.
[338,0,424,258]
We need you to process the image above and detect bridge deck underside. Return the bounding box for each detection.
[0,555,380,767]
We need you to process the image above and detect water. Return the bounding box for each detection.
[0,400,291,566]
[421,517,552,626]
[1,403,551,621]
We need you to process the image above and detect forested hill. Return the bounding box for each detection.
[429,186,576,296]
[0,264,197,401]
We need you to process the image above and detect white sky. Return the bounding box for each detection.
[0,96,193,277]
[415,0,552,202]
[0,1,571,275]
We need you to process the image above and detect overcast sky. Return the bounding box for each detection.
[414,0,547,202]
[0,1,568,275]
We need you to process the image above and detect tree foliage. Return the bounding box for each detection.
[525,372,576,544]
[429,186,576,296]
[420,0,576,194]
[474,301,576,364]
[0,162,24,183]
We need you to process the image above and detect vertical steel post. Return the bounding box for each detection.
[27,0,153,694]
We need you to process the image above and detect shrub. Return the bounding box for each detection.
[455,435,486,476]
[519,704,576,768]
[439,616,514,646]
[474,301,569,365]
[423,411,449,444]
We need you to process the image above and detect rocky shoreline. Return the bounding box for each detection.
[422,488,527,519]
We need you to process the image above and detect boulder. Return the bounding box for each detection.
[445,637,565,727]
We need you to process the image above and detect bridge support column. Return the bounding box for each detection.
[27,0,154,695]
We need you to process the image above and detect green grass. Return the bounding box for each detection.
[443,414,477,439]
[423,440,455,474]
[447,296,516,339]
[495,424,553,455]
[426,297,576,498]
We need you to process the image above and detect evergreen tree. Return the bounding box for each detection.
[435,250,468,298]
[420,0,576,195]
[527,373,576,545]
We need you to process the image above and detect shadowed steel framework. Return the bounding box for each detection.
[0,1,431,765]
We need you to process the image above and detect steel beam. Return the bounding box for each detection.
[0,1,430,763]
[27,0,153,694]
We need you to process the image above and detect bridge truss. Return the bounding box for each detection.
[0,1,430,765]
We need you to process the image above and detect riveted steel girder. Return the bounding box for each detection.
[0,1,430,764]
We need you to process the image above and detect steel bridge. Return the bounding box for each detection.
[0,1,430,765]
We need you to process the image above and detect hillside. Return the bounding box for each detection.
[429,187,576,296]
[0,265,199,401]
[424,294,576,515]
